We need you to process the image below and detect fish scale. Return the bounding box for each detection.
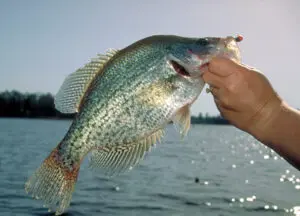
[67,47,176,158]
[25,34,242,215]
[85,62,164,142]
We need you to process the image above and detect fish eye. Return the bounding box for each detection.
[195,38,209,46]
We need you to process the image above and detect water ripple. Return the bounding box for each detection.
[1,120,299,216]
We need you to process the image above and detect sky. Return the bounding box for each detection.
[0,0,299,115]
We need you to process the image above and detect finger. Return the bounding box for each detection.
[212,92,238,112]
[213,97,226,115]
[202,71,224,89]
[208,57,243,77]
[199,62,209,73]
[239,63,263,73]
[218,100,237,112]
[206,86,221,98]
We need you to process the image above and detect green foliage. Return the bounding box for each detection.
[190,112,230,125]
[0,90,74,119]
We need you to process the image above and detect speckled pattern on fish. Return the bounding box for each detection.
[24,34,242,215]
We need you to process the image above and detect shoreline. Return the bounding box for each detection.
[0,116,231,125]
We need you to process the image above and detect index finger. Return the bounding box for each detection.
[208,57,242,77]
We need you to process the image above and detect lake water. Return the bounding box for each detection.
[0,118,299,216]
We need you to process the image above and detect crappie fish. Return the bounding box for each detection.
[25,34,242,215]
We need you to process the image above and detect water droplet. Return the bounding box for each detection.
[272,205,278,210]
[286,169,290,174]
[239,198,244,203]
[263,155,270,159]
[264,205,270,210]
[280,178,284,182]
[295,185,300,190]
[232,164,237,168]
[246,197,254,202]
[252,195,256,199]
[115,186,120,191]
[296,178,300,183]
[191,160,195,164]
[204,181,209,185]
[250,160,254,164]
[273,156,278,160]
[245,180,249,184]
[293,206,300,214]
[205,202,211,206]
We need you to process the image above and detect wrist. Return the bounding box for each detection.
[247,94,284,144]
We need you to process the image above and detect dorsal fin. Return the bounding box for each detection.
[88,129,165,176]
[54,48,119,114]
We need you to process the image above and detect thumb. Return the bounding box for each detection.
[208,57,242,77]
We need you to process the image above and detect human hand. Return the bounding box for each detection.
[201,57,282,139]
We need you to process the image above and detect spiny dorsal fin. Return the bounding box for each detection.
[54,48,119,113]
[88,129,165,176]
[172,104,191,138]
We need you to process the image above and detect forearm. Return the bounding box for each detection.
[251,101,300,170]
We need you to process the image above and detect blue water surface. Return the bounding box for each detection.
[0,118,299,216]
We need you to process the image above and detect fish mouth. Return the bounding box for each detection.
[169,60,191,77]
[169,58,209,79]
[215,36,242,63]
[168,35,242,78]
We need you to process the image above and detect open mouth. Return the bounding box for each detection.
[169,60,191,77]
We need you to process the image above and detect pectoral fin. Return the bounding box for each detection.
[172,104,191,138]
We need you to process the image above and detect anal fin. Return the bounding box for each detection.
[89,129,164,176]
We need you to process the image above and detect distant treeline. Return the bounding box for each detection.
[191,113,229,125]
[0,90,229,124]
[0,91,73,119]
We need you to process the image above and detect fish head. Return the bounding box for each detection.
[156,35,242,107]
[166,35,242,79]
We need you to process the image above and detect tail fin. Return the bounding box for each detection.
[25,147,80,215]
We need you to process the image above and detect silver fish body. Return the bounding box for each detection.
[25,35,242,215]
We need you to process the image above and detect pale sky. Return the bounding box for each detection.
[0,0,299,115]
